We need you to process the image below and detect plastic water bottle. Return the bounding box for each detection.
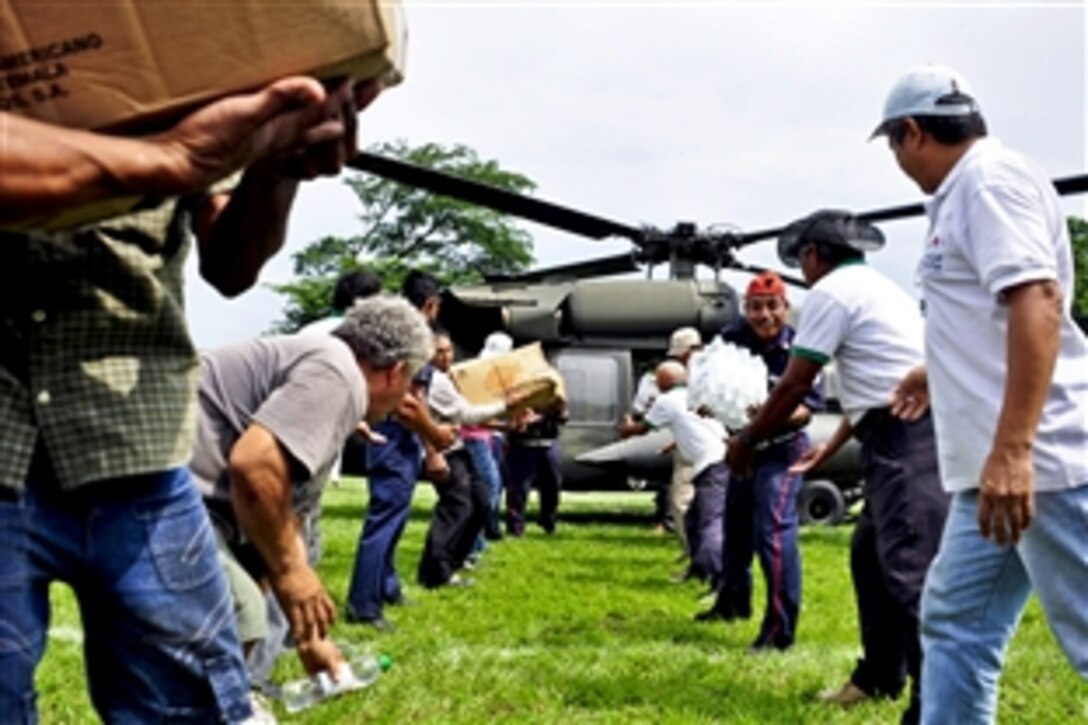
[280,651,393,713]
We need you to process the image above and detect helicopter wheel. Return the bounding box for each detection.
[799,479,846,526]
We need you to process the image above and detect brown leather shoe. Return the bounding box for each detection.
[818,681,871,707]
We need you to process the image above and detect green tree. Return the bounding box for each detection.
[271,140,536,331]
[1070,216,1087,318]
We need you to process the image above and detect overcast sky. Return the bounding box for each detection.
[185,1,1087,350]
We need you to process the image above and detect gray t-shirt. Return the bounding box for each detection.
[190,333,367,535]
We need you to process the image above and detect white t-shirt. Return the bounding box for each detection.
[191,334,367,526]
[298,315,343,337]
[919,137,1088,492]
[644,386,726,477]
[793,263,924,423]
[631,371,659,416]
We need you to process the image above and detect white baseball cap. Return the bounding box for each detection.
[666,327,702,357]
[871,64,981,139]
[480,331,513,359]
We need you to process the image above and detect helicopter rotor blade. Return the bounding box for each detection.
[346,152,643,242]
[729,260,808,289]
[484,252,641,284]
[1054,173,1088,196]
[730,172,1088,250]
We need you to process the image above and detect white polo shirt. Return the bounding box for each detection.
[792,262,924,424]
[919,137,1088,493]
[644,386,726,478]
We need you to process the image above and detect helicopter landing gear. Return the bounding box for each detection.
[799,479,847,526]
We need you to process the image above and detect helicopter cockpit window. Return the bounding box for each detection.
[557,355,621,424]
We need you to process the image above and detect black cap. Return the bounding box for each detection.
[777,210,885,267]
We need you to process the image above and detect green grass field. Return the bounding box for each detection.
[36,479,1085,723]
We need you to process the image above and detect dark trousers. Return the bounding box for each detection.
[418,449,488,587]
[684,463,727,586]
[718,435,806,648]
[850,409,949,723]
[345,463,418,620]
[505,442,561,535]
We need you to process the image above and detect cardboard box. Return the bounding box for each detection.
[450,342,567,412]
[0,0,406,131]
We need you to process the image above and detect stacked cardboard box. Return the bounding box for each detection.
[449,342,566,411]
[1,0,405,230]
[0,0,405,130]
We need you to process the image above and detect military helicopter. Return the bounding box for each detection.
[346,152,1088,525]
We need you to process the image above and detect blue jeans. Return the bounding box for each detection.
[920,487,1088,724]
[465,437,503,556]
[0,468,252,724]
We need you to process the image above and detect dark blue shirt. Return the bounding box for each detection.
[364,361,436,477]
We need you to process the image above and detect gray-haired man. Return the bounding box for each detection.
[189,295,433,682]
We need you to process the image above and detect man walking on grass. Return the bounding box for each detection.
[872,64,1088,724]
[759,209,949,723]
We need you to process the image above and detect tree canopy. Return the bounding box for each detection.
[271,140,536,331]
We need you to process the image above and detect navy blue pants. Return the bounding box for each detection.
[850,409,948,723]
[345,422,420,620]
[345,465,418,620]
[718,435,806,649]
[505,442,561,535]
[418,449,488,587]
[685,463,727,587]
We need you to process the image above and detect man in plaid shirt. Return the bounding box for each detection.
[0,76,382,723]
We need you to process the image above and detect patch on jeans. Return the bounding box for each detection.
[205,652,253,723]
[144,502,219,592]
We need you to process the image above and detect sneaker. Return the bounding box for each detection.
[447,573,476,587]
[344,609,396,632]
[818,681,871,707]
[748,639,792,654]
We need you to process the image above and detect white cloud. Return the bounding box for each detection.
[186,1,1086,349]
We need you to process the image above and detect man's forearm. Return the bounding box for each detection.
[231,467,309,577]
[991,281,1061,457]
[195,168,299,297]
[748,381,808,441]
[822,417,853,459]
[748,357,820,440]
[0,113,177,224]
[228,428,309,577]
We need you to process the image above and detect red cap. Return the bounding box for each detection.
[746,271,787,299]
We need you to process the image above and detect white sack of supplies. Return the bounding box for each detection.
[687,337,768,430]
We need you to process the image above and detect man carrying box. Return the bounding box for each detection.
[0,60,384,725]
